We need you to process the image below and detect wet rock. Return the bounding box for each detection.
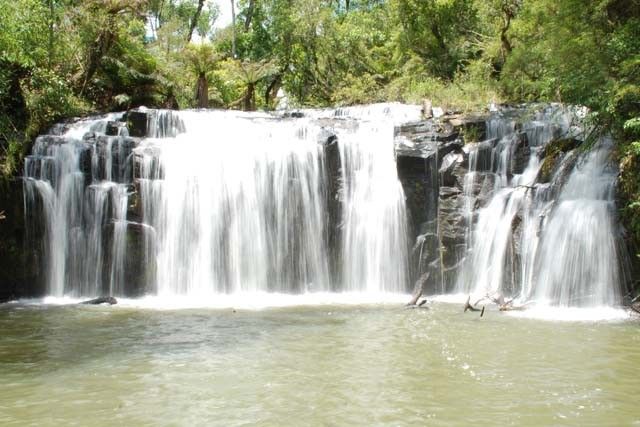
[80,296,117,305]
[439,152,467,188]
[464,139,497,172]
[283,111,305,118]
[106,121,128,136]
[102,221,156,297]
[317,128,337,146]
[395,120,460,160]
[93,136,138,183]
[537,138,581,185]
[47,122,71,136]
[319,130,342,282]
[0,180,46,301]
[125,110,149,137]
[127,184,143,224]
[509,212,524,293]
[475,173,497,208]
[147,110,186,138]
[133,146,164,180]
[449,114,488,143]
[438,187,465,242]
[83,131,98,142]
[413,222,441,291]
[511,132,531,175]
[33,134,67,148]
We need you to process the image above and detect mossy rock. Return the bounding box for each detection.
[543,137,580,158]
[538,137,581,183]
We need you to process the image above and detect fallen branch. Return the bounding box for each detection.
[406,272,430,306]
[464,295,482,312]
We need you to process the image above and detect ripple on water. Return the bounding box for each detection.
[0,301,638,426]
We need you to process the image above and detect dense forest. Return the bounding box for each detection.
[0,0,639,244]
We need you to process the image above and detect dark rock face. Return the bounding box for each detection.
[395,114,483,293]
[101,221,155,297]
[105,121,128,136]
[125,110,149,138]
[436,185,467,292]
[394,108,591,296]
[511,133,530,175]
[0,180,45,302]
[319,130,342,287]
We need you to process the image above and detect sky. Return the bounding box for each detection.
[213,0,233,29]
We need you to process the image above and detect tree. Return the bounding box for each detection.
[187,0,206,42]
[394,0,479,79]
[184,43,220,108]
[231,0,237,58]
[226,59,278,111]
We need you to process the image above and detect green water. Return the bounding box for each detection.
[0,302,638,426]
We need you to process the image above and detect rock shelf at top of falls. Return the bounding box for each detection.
[10,103,636,309]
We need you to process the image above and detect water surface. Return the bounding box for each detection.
[0,301,638,426]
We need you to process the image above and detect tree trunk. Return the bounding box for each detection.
[243,82,255,111]
[187,0,205,42]
[196,72,208,108]
[264,74,282,108]
[231,0,237,58]
[48,0,55,68]
[244,0,255,31]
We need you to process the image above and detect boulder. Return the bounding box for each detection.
[80,296,117,305]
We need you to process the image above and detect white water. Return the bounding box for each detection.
[23,103,626,312]
[456,106,623,307]
[25,105,415,299]
[532,139,621,306]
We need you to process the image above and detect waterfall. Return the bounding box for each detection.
[455,106,622,307]
[25,103,623,307]
[532,139,621,306]
[24,105,417,298]
[23,114,132,297]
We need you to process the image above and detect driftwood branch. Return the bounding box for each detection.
[406,272,430,306]
[464,295,482,312]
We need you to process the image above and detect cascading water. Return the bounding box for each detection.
[455,105,623,307]
[24,103,626,308]
[532,138,621,306]
[24,114,131,297]
[24,104,418,298]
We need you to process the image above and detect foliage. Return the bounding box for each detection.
[0,0,639,192]
[394,0,479,79]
